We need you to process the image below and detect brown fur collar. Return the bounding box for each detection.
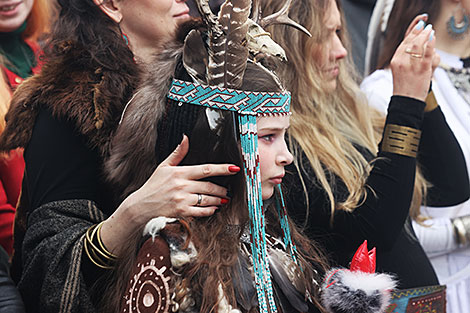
[0,42,140,157]
[104,19,204,199]
[105,41,183,199]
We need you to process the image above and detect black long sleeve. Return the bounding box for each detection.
[24,109,114,213]
[284,96,439,288]
[418,106,470,206]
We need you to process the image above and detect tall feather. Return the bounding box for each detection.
[195,0,251,88]
[183,30,209,85]
[215,0,251,88]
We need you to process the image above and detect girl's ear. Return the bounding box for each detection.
[92,0,123,23]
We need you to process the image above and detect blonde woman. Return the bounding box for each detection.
[262,0,468,292]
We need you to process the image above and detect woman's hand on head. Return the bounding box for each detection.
[100,135,239,255]
[391,16,437,102]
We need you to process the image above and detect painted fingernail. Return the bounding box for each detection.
[429,30,435,42]
[421,13,428,18]
[221,198,229,204]
[228,166,240,173]
[415,20,425,30]
[424,24,433,31]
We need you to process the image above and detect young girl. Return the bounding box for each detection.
[103,43,328,313]
[101,1,396,312]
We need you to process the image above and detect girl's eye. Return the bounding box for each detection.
[260,134,274,142]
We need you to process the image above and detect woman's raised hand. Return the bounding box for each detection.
[391,15,439,102]
[100,135,240,255]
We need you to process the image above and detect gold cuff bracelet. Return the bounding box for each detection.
[382,124,421,158]
[424,91,439,112]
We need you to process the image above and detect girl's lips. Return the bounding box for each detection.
[174,11,190,19]
[270,178,283,185]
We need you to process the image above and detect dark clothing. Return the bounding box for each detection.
[0,246,24,313]
[24,109,115,214]
[285,95,469,288]
[0,37,138,312]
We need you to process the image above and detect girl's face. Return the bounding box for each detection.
[258,115,293,200]
[0,0,34,33]
[311,0,347,92]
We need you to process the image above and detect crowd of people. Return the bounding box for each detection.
[0,0,469,312]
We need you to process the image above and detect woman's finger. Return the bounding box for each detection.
[191,193,228,207]
[185,206,219,217]
[160,135,190,167]
[405,24,433,59]
[401,18,427,47]
[404,14,428,38]
[189,180,229,198]
[185,163,241,180]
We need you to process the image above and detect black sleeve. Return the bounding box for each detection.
[22,110,112,309]
[417,106,470,206]
[24,109,106,211]
[285,96,425,262]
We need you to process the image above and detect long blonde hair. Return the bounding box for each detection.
[262,0,425,222]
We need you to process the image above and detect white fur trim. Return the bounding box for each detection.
[143,217,177,239]
[338,270,396,295]
[217,284,242,313]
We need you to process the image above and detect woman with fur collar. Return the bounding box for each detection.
[0,0,239,312]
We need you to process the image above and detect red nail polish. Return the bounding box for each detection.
[221,198,229,204]
[229,166,240,172]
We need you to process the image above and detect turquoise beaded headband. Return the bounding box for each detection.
[168,79,291,115]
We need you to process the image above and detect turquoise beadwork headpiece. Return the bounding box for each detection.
[166,0,309,311]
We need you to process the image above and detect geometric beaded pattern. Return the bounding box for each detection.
[239,113,277,313]
[168,79,290,115]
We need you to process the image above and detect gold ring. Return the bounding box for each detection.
[196,194,202,206]
[405,47,423,58]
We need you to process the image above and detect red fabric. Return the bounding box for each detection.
[2,40,42,90]
[0,150,24,255]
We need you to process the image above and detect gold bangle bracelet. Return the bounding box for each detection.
[84,236,114,270]
[424,91,439,112]
[85,224,114,261]
[96,221,118,259]
[84,223,116,269]
[381,124,421,158]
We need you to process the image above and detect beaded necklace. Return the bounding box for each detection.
[439,62,470,106]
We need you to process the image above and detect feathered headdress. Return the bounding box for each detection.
[165,1,310,312]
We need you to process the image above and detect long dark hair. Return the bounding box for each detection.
[44,0,135,72]
[376,0,441,69]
